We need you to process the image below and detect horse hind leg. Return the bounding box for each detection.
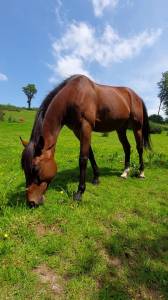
[133,128,145,178]
[117,129,131,179]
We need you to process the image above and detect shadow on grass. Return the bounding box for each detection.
[5,189,26,208]
[5,166,120,208]
[97,230,168,300]
[50,166,120,192]
[98,282,131,300]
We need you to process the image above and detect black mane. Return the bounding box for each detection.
[21,75,76,177]
[30,75,77,143]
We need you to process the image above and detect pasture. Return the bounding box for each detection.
[0,109,168,299]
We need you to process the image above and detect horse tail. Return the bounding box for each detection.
[142,100,151,149]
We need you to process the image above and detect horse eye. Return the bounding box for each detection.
[34,177,41,184]
[32,165,43,185]
[32,165,38,174]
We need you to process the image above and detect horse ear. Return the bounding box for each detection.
[35,136,44,156]
[20,136,28,147]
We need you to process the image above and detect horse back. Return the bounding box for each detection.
[92,84,142,131]
[57,75,144,132]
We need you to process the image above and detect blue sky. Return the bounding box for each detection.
[0,0,168,115]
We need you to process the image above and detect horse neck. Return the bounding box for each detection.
[42,92,67,151]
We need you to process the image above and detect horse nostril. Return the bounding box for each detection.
[28,201,37,209]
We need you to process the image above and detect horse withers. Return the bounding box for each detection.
[21,75,151,207]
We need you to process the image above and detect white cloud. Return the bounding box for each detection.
[91,0,119,16]
[55,0,64,26]
[95,26,162,65]
[49,56,92,83]
[52,22,94,60]
[49,21,162,82]
[0,73,8,81]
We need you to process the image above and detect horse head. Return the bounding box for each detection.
[20,136,57,207]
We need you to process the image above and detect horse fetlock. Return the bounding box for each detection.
[139,171,145,178]
[121,167,130,179]
[73,191,82,201]
[92,177,100,185]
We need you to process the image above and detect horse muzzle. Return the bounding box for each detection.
[27,195,45,208]
[26,182,47,208]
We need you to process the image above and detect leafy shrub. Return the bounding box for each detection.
[150,127,162,134]
[0,104,21,112]
[160,124,168,131]
[0,110,5,121]
[8,116,17,123]
[149,122,162,134]
[146,151,168,167]
[149,114,164,124]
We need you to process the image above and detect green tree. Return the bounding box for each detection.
[157,71,168,116]
[149,114,164,124]
[22,84,37,109]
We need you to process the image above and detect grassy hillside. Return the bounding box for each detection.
[0,110,168,299]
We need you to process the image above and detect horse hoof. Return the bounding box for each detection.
[120,173,128,179]
[92,178,99,185]
[139,171,145,179]
[73,192,82,201]
[120,168,130,179]
[139,174,145,179]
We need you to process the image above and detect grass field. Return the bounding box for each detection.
[0,109,168,300]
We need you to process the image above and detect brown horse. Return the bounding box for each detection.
[21,74,151,207]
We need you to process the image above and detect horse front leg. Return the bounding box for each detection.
[73,129,99,184]
[89,147,100,184]
[73,120,92,201]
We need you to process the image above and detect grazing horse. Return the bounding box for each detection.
[21,74,151,207]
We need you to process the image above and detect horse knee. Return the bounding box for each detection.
[79,156,88,166]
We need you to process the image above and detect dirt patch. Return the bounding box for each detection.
[135,286,164,300]
[33,264,63,296]
[110,257,122,267]
[35,223,47,237]
[49,224,62,234]
[100,249,122,267]
[113,212,126,222]
[34,222,62,237]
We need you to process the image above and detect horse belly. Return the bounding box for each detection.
[94,118,128,132]
[94,104,130,132]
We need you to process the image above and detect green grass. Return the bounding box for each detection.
[0,110,168,299]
